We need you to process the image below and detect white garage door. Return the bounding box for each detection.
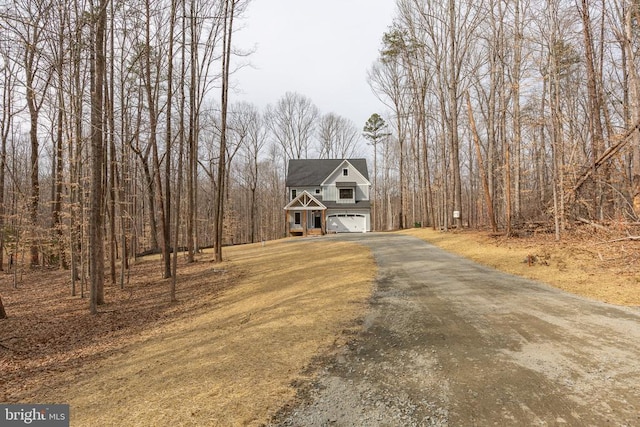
[327,214,366,233]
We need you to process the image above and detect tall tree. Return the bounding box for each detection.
[317,113,362,159]
[90,0,109,314]
[214,0,237,263]
[162,0,177,280]
[0,42,22,271]
[265,92,319,161]
[363,113,390,231]
[240,105,267,243]
[579,0,607,219]
[369,33,410,229]
[147,0,169,276]
[4,0,55,265]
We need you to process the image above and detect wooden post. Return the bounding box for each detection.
[285,210,290,236]
[303,211,308,236]
[321,210,326,235]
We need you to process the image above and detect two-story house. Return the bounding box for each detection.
[284,158,371,236]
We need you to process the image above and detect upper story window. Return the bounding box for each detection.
[342,168,349,177]
[291,189,297,199]
[315,188,321,194]
[339,188,354,199]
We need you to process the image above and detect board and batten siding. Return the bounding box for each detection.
[323,184,369,202]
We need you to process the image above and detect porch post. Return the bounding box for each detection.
[285,210,290,236]
[321,210,326,235]
[303,211,308,236]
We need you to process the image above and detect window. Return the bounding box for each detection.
[339,188,354,199]
[315,188,321,194]
[342,168,349,176]
[291,189,297,199]
[294,212,301,225]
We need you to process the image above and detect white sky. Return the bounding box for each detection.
[232,0,396,131]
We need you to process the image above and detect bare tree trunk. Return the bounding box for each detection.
[171,112,184,301]
[107,1,116,283]
[90,0,108,314]
[70,31,83,294]
[51,6,68,270]
[27,66,41,267]
[549,8,564,241]
[466,92,497,232]
[397,114,405,230]
[163,0,177,281]
[0,47,18,272]
[140,157,159,250]
[448,0,463,229]
[215,0,235,262]
[141,0,170,277]
[172,0,188,298]
[579,0,606,219]
[186,0,198,262]
[512,0,523,222]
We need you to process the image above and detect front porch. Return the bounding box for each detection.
[284,191,327,237]
[286,210,326,237]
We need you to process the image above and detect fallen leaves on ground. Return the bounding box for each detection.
[0,255,234,403]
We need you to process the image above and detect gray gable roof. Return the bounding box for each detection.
[286,159,370,187]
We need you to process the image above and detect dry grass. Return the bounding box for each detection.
[401,227,640,307]
[32,239,375,426]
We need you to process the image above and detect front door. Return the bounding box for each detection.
[314,213,322,228]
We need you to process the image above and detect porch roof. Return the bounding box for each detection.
[284,190,327,211]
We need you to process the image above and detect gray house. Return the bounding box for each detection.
[284,159,371,236]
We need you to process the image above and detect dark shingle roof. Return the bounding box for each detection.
[286,159,370,187]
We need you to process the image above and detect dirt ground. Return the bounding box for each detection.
[1,227,639,426]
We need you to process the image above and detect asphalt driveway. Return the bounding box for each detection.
[275,233,640,426]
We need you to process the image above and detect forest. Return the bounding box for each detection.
[369,0,640,236]
[1,0,640,313]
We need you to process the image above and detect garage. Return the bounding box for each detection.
[327,213,367,233]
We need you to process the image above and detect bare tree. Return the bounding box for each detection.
[317,112,362,159]
[239,104,267,243]
[3,0,55,265]
[368,39,410,229]
[265,92,319,161]
[0,41,23,271]
[214,0,239,263]
[89,0,109,314]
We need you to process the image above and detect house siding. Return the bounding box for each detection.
[356,184,369,200]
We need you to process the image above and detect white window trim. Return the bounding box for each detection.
[338,187,355,203]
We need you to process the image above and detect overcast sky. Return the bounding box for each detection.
[232,0,396,131]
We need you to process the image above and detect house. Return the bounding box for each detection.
[284,158,371,236]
